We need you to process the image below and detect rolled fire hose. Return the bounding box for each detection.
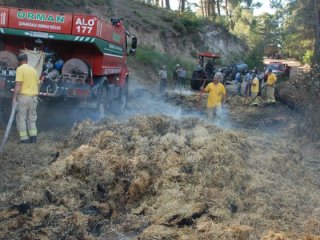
[0,102,18,152]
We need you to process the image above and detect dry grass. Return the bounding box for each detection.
[0,115,319,239]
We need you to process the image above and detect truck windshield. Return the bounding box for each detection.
[269,64,283,71]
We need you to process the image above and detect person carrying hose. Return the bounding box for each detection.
[12,53,39,143]
[200,72,227,120]
[266,68,277,104]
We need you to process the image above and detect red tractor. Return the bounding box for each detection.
[191,52,221,90]
[0,6,137,115]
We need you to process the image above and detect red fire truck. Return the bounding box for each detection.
[0,6,137,114]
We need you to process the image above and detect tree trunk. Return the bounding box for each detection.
[313,0,320,62]
[225,0,229,19]
[200,0,206,17]
[165,0,170,9]
[217,0,221,16]
[230,19,235,31]
[212,0,216,19]
[206,0,211,16]
[179,0,186,12]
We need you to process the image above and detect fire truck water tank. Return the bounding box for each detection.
[61,58,89,84]
[0,51,19,69]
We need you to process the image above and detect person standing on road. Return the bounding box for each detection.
[158,65,168,94]
[173,64,179,88]
[12,53,39,143]
[266,68,277,104]
[244,70,252,97]
[235,71,242,95]
[176,65,187,91]
[257,70,264,96]
[205,60,214,79]
[201,72,227,119]
[250,73,260,106]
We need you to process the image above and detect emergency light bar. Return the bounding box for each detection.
[111,17,121,26]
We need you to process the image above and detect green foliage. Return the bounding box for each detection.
[133,46,195,79]
[295,66,320,139]
[303,50,313,65]
[133,10,144,18]
[160,14,174,22]
[90,0,110,5]
[174,10,205,33]
[277,0,315,63]
[215,16,229,30]
[243,44,264,69]
[172,21,186,33]
[180,11,201,27]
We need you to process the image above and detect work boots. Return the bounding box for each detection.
[30,136,37,143]
[19,139,30,144]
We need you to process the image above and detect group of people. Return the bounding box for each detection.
[158,62,278,121]
[235,68,277,105]
[158,64,187,93]
[202,68,277,120]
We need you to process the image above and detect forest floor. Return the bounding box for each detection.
[0,59,319,240]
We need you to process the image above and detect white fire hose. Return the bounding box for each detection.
[0,102,17,152]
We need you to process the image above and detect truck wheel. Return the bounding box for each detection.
[118,80,128,110]
[41,78,57,95]
[110,80,128,115]
[98,85,108,117]
[191,80,196,90]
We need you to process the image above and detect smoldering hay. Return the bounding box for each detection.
[0,115,319,239]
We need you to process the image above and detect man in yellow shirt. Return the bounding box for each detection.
[12,53,39,143]
[201,72,227,119]
[251,73,260,106]
[266,69,277,103]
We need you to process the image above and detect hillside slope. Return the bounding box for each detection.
[91,0,247,62]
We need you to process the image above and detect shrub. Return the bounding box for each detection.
[177,10,204,33]
[91,0,110,5]
[172,21,186,34]
[215,16,229,30]
[303,50,313,65]
[133,10,143,18]
[295,66,320,139]
[160,14,174,22]
[243,44,264,69]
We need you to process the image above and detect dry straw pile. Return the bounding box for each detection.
[0,115,319,239]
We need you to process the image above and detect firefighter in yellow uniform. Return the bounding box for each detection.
[201,72,227,119]
[266,69,277,103]
[12,53,39,143]
[251,73,260,106]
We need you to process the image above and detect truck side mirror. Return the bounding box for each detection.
[126,36,137,56]
[131,36,137,51]
[128,37,137,56]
